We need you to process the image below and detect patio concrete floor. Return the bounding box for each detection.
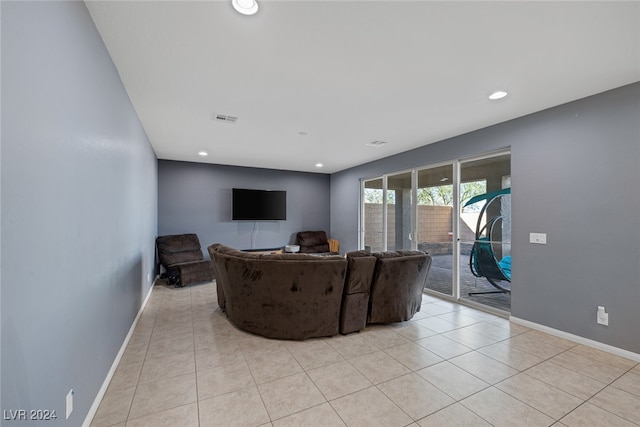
[425,254,511,313]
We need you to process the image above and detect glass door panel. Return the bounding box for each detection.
[417,165,454,296]
[386,171,414,251]
[459,154,511,312]
[362,178,384,252]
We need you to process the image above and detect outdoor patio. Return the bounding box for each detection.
[425,253,511,313]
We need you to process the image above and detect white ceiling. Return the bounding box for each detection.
[86,0,640,174]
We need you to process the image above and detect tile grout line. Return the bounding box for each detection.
[99,282,639,427]
[189,285,203,427]
[122,284,164,426]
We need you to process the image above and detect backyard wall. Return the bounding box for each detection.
[364,204,453,253]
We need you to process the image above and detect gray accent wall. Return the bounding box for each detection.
[1,1,158,425]
[158,160,330,252]
[331,82,640,354]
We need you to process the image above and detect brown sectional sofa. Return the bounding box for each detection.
[209,244,347,340]
[208,243,432,340]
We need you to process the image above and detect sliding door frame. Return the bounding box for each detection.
[360,148,511,311]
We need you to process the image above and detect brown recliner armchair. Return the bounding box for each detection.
[156,234,214,287]
[295,230,339,255]
[367,251,432,324]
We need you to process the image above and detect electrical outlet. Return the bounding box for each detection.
[597,306,609,326]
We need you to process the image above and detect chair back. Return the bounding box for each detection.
[156,234,204,267]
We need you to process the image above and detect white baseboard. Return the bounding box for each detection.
[510,316,640,363]
[82,279,157,427]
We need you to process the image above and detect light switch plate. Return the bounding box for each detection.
[529,232,547,244]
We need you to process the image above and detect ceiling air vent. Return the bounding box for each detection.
[214,114,238,124]
[366,140,387,147]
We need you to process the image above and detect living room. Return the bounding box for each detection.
[2,1,639,426]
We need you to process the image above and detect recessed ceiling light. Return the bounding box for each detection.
[315,163,324,168]
[366,140,387,147]
[489,90,508,100]
[198,151,208,157]
[232,0,258,15]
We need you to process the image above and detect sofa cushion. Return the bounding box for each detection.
[340,293,370,335]
[176,260,214,284]
[159,250,204,266]
[344,251,376,294]
[156,233,202,252]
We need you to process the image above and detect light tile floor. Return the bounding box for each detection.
[91,281,640,427]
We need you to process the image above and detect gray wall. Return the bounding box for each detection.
[158,160,330,252]
[331,83,640,354]
[1,1,158,425]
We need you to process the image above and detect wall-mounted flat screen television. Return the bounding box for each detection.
[232,188,287,221]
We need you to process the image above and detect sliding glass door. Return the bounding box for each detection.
[362,178,385,252]
[362,171,416,253]
[416,165,455,296]
[386,171,414,251]
[361,150,511,313]
[459,154,511,312]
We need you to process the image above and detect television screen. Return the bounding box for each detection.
[232,188,287,221]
